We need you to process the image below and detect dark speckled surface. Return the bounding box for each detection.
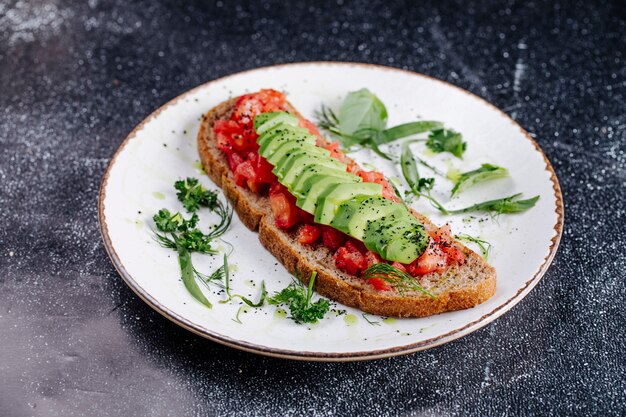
[1,1,625,416]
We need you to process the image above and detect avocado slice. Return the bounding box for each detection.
[281,157,345,186]
[363,215,428,263]
[291,167,360,197]
[271,146,331,175]
[258,129,316,157]
[314,182,383,224]
[254,112,299,134]
[331,196,404,239]
[297,174,361,212]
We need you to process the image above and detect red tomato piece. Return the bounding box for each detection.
[365,250,382,268]
[321,226,347,251]
[391,261,408,273]
[214,120,245,153]
[298,225,321,245]
[356,170,399,202]
[269,191,299,229]
[333,246,368,276]
[232,89,286,129]
[407,239,448,276]
[368,277,392,291]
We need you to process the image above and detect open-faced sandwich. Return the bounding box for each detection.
[197,89,496,317]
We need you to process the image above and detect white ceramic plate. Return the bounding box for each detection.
[99,62,563,361]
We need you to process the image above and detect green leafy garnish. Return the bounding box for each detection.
[219,253,268,308]
[175,177,219,212]
[426,129,467,159]
[337,88,388,135]
[455,234,493,260]
[316,89,443,160]
[153,209,216,253]
[363,263,436,298]
[400,141,448,213]
[152,179,233,309]
[268,272,330,324]
[451,164,509,197]
[448,193,540,215]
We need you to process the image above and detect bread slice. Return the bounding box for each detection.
[197,96,496,317]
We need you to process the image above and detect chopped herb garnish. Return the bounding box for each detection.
[426,129,467,159]
[175,177,219,212]
[268,272,330,324]
[451,164,509,197]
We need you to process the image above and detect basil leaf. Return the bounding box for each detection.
[337,88,388,135]
[400,142,420,194]
[448,193,540,215]
[426,129,467,158]
[451,164,509,197]
[380,121,444,144]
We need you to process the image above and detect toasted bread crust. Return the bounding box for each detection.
[198,96,496,317]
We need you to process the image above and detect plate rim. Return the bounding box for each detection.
[98,61,564,362]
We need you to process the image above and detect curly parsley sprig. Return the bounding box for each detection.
[268,272,330,324]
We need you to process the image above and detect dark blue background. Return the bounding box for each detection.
[1,1,624,416]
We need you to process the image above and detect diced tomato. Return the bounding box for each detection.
[334,246,368,276]
[269,191,299,229]
[441,243,466,265]
[365,250,382,267]
[226,152,244,172]
[298,225,321,245]
[407,239,448,276]
[368,277,392,291]
[321,226,347,251]
[356,170,399,202]
[299,210,315,224]
[428,224,465,265]
[324,141,348,163]
[391,261,408,273]
[345,239,367,254]
[233,153,275,189]
[232,89,286,129]
[214,120,247,153]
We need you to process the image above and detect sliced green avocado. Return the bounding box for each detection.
[363,216,428,263]
[314,182,383,224]
[297,174,361,212]
[331,196,404,239]
[271,146,331,175]
[258,129,316,157]
[291,166,360,196]
[281,157,345,186]
[257,122,310,148]
[253,112,299,134]
[266,141,329,166]
[384,225,429,264]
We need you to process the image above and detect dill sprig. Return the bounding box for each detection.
[363,263,436,299]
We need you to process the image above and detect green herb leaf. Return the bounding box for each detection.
[448,193,540,215]
[455,233,493,260]
[451,164,509,197]
[175,177,219,212]
[426,129,467,158]
[177,246,212,308]
[380,121,444,144]
[363,263,436,298]
[268,272,330,324]
[337,88,388,135]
